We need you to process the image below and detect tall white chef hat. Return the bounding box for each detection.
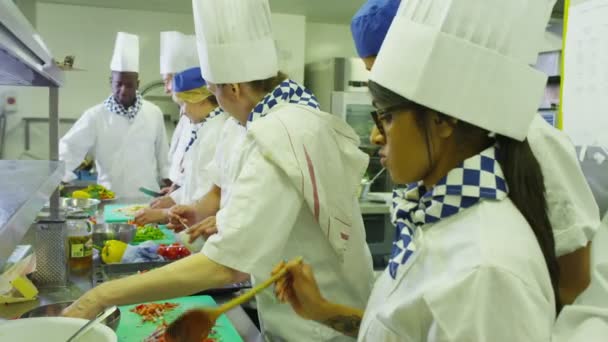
[110,32,139,73]
[371,0,556,141]
[192,0,279,84]
[160,31,199,75]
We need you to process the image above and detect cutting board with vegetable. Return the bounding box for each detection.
[116,295,243,342]
[103,204,147,223]
[131,226,176,246]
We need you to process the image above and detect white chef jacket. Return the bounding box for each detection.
[59,100,170,198]
[202,109,375,341]
[553,219,608,342]
[168,115,192,186]
[529,116,600,256]
[170,112,228,205]
[359,199,556,341]
[206,117,248,208]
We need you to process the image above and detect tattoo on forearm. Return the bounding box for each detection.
[321,315,361,337]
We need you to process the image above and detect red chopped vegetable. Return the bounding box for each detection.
[130,302,179,323]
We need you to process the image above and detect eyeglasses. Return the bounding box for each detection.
[370,103,413,136]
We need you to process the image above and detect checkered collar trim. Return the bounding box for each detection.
[388,146,508,279]
[179,107,224,173]
[184,107,224,154]
[103,92,143,120]
[246,79,319,128]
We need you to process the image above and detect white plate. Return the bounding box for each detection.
[0,317,117,342]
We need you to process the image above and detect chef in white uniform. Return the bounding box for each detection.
[277,0,564,340]
[160,31,199,196]
[352,0,600,305]
[59,32,170,198]
[134,67,227,225]
[64,2,374,341]
[170,115,248,239]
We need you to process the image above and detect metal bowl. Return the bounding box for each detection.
[60,197,101,215]
[93,223,136,247]
[19,302,121,331]
[40,197,101,217]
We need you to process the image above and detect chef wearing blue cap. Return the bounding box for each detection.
[350,0,399,70]
[134,67,227,226]
[352,0,598,306]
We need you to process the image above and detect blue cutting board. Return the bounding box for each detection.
[116,295,244,341]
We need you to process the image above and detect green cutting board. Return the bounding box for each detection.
[116,295,244,342]
[104,204,149,223]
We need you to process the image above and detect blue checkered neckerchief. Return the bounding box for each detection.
[246,79,320,128]
[184,107,224,154]
[180,107,224,172]
[103,92,143,120]
[388,145,509,279]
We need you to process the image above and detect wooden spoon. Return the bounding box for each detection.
[165,257,303,342]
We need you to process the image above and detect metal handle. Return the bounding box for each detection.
[65,305,117,342]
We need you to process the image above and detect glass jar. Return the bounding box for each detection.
[66,213,93,273]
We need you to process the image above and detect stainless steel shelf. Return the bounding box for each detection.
[0,160,64,269]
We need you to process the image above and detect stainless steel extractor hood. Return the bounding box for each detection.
[0,0,63,87]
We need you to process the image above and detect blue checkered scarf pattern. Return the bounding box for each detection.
[388,146,509,279]
[103,92,143,120]
[246,79,320,127]
[184,107,224,154]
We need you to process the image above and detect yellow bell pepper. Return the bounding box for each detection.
[101,240,128,264]
[72,190,91,199]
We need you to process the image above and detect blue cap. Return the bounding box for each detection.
[172,67,206,92]
[351,0,400,58]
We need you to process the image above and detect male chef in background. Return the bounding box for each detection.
[59,32,170,198]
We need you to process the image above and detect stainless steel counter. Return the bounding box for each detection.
[1,193,262,340]
[1,193,383,340]
[0,160,64,270]
[0,274,262,342]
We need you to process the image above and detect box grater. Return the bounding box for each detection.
[31,217,68,288]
